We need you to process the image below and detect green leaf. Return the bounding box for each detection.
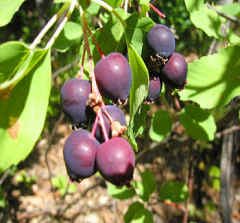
[209,165,220,178]
[178,104,216,141]
[217,3,240,17]
[133,104,150,137]
[0,50,51,173]
[139,0,150,16]
[184,0,223,38]
[54,0,70,3]
[135,170,157,202]
[149,110,173,142]
[124,201,153,223]
[107,183,136,200]
[104,0,122,8]
[54,22,83,52]
[0,42,30,85]
[51,175,76,195]
[127,44,149,151]
[126,14,154,55]
[179,45,240,109]
[0,0,26,27]
[159,181,189,203]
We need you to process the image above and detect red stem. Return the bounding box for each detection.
[149,3,166,18]
[91,111,100,137]
[99,109,109,141]
[85,24,105,58]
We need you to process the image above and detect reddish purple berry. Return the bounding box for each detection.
[162,52,188,89]
[94,52,132,101]
[96,137,135,186]
[63,129,99,181]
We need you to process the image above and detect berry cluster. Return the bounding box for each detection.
[61,52,135,187]
[60,22,188,187]
[145,24,188,101]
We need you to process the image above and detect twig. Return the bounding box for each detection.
[149,3,166,18]
[183,141,194,223]
[52,56,80,80]
[0,168,11,185]
[206,3,240,24]
[45,0,77,49]
[216,125,240,138]
[30,2,70,50]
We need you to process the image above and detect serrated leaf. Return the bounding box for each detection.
[107,183,136,200]
[0,50,51,173]
[159,181,189,203]
[54,22,83,52]
[178,104,216,141]
[180,45,240,109]
[149,110,173,142]
[184,0,223,38]
[127,44,149,151]
[124,202,153,223]
[135,170,157,202]
[0,0,26,27]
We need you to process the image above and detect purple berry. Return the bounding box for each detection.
[95,105,127,142]
[60,78,91,127]
[162,52,188,89]
[96,137,135,186]
[94,52,132,101]
[146,77,162,101]
[63,129,99,181]
[147,24,175,57]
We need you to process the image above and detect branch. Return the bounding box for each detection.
[206,3,240,24]
[45,0,77,49]
[30,2,70,50]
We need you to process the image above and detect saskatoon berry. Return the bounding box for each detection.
[63,129,100,181]
[60,78,92,127]
[146,77,162,102]
[96,137,135,186]
[94,52,132,101]
[95,105,127,142]
[147,24,175,58]
[162,52,188,89]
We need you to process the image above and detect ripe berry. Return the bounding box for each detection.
[95,105,127,142]
[96,137,135,186]
[60,78,92,127]
[147,24,175,58]
[146,77,162,102]
[162,52,188,89]
[94,52,132,101]
[63,129,99,181]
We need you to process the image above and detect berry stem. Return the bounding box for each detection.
[76,45,86,79]
[91,111,100,137]
[82,13,101,98]
[149,3,166,19]
[99,109,109,141]
[84,21,105,58]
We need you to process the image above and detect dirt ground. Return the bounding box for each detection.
[0,117,240,223]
